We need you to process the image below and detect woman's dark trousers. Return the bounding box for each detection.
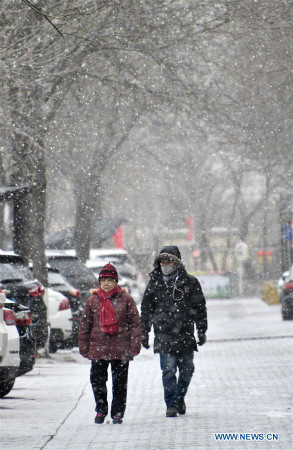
[90,360,129,418]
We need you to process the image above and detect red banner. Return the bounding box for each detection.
[113,225,124,249]
[186,215,194,242]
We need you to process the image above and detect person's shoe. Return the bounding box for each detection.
[95,412,105,424]
[177,398,186,415]
[112,413,123,424]
[166,406,177,417]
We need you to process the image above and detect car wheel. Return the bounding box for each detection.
[49,339,59,353]
[58,339,74,350]
[282,306,293,320]
[0,377,16,398]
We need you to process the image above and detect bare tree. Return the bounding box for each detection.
[1,0,291,282]
[1,0,210,276]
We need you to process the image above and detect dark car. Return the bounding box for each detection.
[46,250,98,306]
[4,298,36,376]
[47,267,82,346]
[279,264,293,320]
[0,252,48,347]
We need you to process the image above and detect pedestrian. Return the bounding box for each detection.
[79,263,141,424]
[141,246,207,417]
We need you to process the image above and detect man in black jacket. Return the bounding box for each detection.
[141,245,207,417]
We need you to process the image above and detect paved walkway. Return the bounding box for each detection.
[1,298,292,450]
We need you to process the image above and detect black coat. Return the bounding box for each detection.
[141,266,207,355]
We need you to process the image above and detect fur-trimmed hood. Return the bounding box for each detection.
[153,245,185,269]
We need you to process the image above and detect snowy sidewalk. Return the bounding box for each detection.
[1,298,292,450]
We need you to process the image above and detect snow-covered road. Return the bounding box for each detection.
[1,298,292,450]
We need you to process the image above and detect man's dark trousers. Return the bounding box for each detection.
[160,353,194,408]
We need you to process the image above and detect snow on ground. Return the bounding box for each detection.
[0,297,292,450]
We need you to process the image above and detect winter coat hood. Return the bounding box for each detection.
[153,245,184,270]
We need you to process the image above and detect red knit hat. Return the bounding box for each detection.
[99,263,118,281]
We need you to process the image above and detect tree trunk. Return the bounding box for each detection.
[262,175,270,280]
[75,196,93,262]
[31,185,48,287]
[29,138,47,287]
[0,155,6,247]
[0,202,5,248]
[11,135,33,263]
[11,134,48,286]
[13,191,32,263]
[239,218,249,242]
[198,227,218,272]
[74,173,104,261]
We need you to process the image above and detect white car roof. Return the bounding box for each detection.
[86,257,120,267]
[45,249,71,257]
[0,250,20,256]
[89,248,128,257]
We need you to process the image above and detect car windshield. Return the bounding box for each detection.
[108,254,131,265]
[48,258,97,282]
[48,271,72,289]
[117,267,137,280]
[86,265,103,279]
[0,262,33,282]
[91,253,132,265]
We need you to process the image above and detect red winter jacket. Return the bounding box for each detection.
[78,290,141,360]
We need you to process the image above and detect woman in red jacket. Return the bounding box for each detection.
[79,263,141,424]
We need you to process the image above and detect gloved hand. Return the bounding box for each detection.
[141,334,150,349]
[198,334,206,346]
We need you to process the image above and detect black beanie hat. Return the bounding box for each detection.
[99,263,118,281]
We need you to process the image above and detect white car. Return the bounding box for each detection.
[277,270,289,295]
[0,293,20,397]
[44,288,73,353]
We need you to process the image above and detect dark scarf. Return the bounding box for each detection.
[97,285,121,334]
[163,270,178,288]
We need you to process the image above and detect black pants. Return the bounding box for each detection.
[90,360,129,418]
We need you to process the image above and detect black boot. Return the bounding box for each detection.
[166,406,178,417]
[177,398,186,415]
[95,412,105,424]
[112,412,123,424]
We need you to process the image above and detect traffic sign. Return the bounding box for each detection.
[235,241,249,262]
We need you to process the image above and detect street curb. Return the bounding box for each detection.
[208,335,293,343]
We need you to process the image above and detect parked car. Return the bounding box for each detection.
[45,250,98,307]
[86,260,142,304]
[47,267,81,347]
[0,251,48,347]
[277,270,289,295]
[4,298,36,377]
[279,265,293,320]
[65,249,146,292]
[0,293,20,397]
[45,288,73,353]
[88,248,135,266]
